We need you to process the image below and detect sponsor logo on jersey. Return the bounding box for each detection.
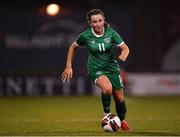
[104,37,110,44]
[96,71,102,75]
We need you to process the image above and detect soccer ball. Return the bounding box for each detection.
[101,114,121,132]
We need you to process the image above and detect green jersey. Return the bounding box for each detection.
[75,25,124,74]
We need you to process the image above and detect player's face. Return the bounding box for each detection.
[90,14,105,35]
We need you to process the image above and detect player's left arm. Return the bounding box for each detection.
[118,43,129,62]
[111,28,129,61]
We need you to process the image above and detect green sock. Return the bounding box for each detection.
[101,92,111,113]
[115,100,127,121]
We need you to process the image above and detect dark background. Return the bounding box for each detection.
[0,0,179,73]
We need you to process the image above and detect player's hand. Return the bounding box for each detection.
[118,54,127,62]
[61,67,73,82]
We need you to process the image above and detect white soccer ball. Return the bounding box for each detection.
[101,114,121,132]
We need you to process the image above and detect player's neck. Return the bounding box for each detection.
[92,27,104,37]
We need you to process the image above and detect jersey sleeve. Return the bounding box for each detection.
[112,30,124,47]
[75,33,86,47]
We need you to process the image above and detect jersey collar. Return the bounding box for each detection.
[91,27,104,37]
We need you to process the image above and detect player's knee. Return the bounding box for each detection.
[118,96,124,102]
[103,86,112,95]
[114,90,124,102]
[116,94,124,102]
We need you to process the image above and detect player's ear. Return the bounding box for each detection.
[101,14,105,21]
[88,21,92,27]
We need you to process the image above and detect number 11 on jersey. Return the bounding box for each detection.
[98,43,105,52]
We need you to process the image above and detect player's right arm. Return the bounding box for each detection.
[61,31,86,82]
[61,42,78,82]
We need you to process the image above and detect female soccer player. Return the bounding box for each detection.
[61,9,131,131]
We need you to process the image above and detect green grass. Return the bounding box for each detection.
[0,96,180,136]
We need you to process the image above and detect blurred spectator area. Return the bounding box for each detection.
[0,0,180,73]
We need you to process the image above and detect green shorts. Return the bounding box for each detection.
[88,70,124,90]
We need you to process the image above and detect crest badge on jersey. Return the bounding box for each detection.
[104,37,110,44]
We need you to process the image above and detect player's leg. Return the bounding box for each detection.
[112,89,126,121]
[96,75,112,115]
[113,89,131,131]
[107,73,132,131]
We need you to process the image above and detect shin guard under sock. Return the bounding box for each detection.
[101,92,111,113]
[115,100,127,121]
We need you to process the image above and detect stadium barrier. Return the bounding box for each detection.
[0,75,96,96]
[0,73,180,96]
[127,73,180,96]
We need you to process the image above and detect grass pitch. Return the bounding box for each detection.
[0,95,180,136]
